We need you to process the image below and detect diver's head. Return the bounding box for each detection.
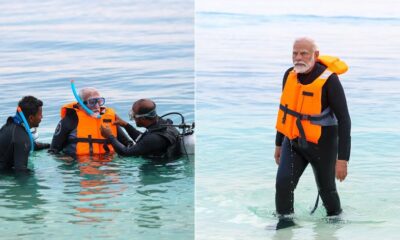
[79,87,105,114]
[129,99,157,128]
[18,96,43,128]
[292,37,319,74]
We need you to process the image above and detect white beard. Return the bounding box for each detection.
[294,64,310,73]
[293,55,315,73]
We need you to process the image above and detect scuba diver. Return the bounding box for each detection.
[49,87,132,158]
[273,37,351,228]
[0,96,49,173]
[100,98,194,160]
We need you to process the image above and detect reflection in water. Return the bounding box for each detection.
[272,226,295,240]
[56,154,127,224]
[312,221,341,240]
[0,173,48,224]
[52,154,193,230]
[271,219,342,240]
[135,159,190,229]
[0,152,193,239]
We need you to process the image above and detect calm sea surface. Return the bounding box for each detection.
[0,1,194,239]
[196,1,400,239]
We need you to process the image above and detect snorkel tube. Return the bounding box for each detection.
[17,107,34,153]
[70,80,100,119]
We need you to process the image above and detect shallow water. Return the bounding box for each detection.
[0,0,194,239]
[196,1,400,239]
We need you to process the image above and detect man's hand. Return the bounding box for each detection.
[114,114,128,127]
[336,160,348,182]
[274,146,282,165]
[34,142,50,151]
[100,125,114,138]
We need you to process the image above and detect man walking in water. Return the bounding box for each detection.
[274,37,351,228]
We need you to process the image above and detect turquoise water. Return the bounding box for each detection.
[196,1,400,239]
[0,1,194,239]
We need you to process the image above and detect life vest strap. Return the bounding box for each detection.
[279,104,336,148]
[88,135,93,154]
[279,104,333,122]
[70,138,109,144]
[282,104,288,124]
[71,137,112,155]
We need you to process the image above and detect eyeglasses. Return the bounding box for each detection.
[129,109,157,120]
[84,97,105,107]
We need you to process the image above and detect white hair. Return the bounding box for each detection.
[294,37,319,52]
[79,87,100,101]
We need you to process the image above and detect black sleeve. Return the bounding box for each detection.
[13,128,31,172]
[275,68,292,146]
[326,74,351,161]
[108,133,168,157]
[49,111,77,154]
[275,132,284,147]
[123,124,143,141]
[116,126,134,146]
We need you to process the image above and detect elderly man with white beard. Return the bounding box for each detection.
[272,37,351,229]
[49,87,132,157]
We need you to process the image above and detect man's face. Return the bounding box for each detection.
[85,92,102,113]
[292,41,317,73]
[29,106,42,128]
[132,105,144,127]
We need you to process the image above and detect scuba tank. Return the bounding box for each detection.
[181,123,196,155]
[160,112,195,158]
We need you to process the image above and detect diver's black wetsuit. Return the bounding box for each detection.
[107,118,180,160]
[49,108,132,157]
[275,62,351,216]
[0,117,49,173]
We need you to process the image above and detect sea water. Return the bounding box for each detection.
[0,0,194,239]
[196,0,400,239]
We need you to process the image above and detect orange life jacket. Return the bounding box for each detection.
[275,56,348,146]
[61,102,117,155]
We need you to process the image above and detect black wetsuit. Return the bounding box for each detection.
[49,108,132,157]
[275,62,351,216]
[0,117,49,173]
[107,118,181,160]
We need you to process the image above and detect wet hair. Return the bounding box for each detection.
[18,96,43,117]
[133,99,157,119]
